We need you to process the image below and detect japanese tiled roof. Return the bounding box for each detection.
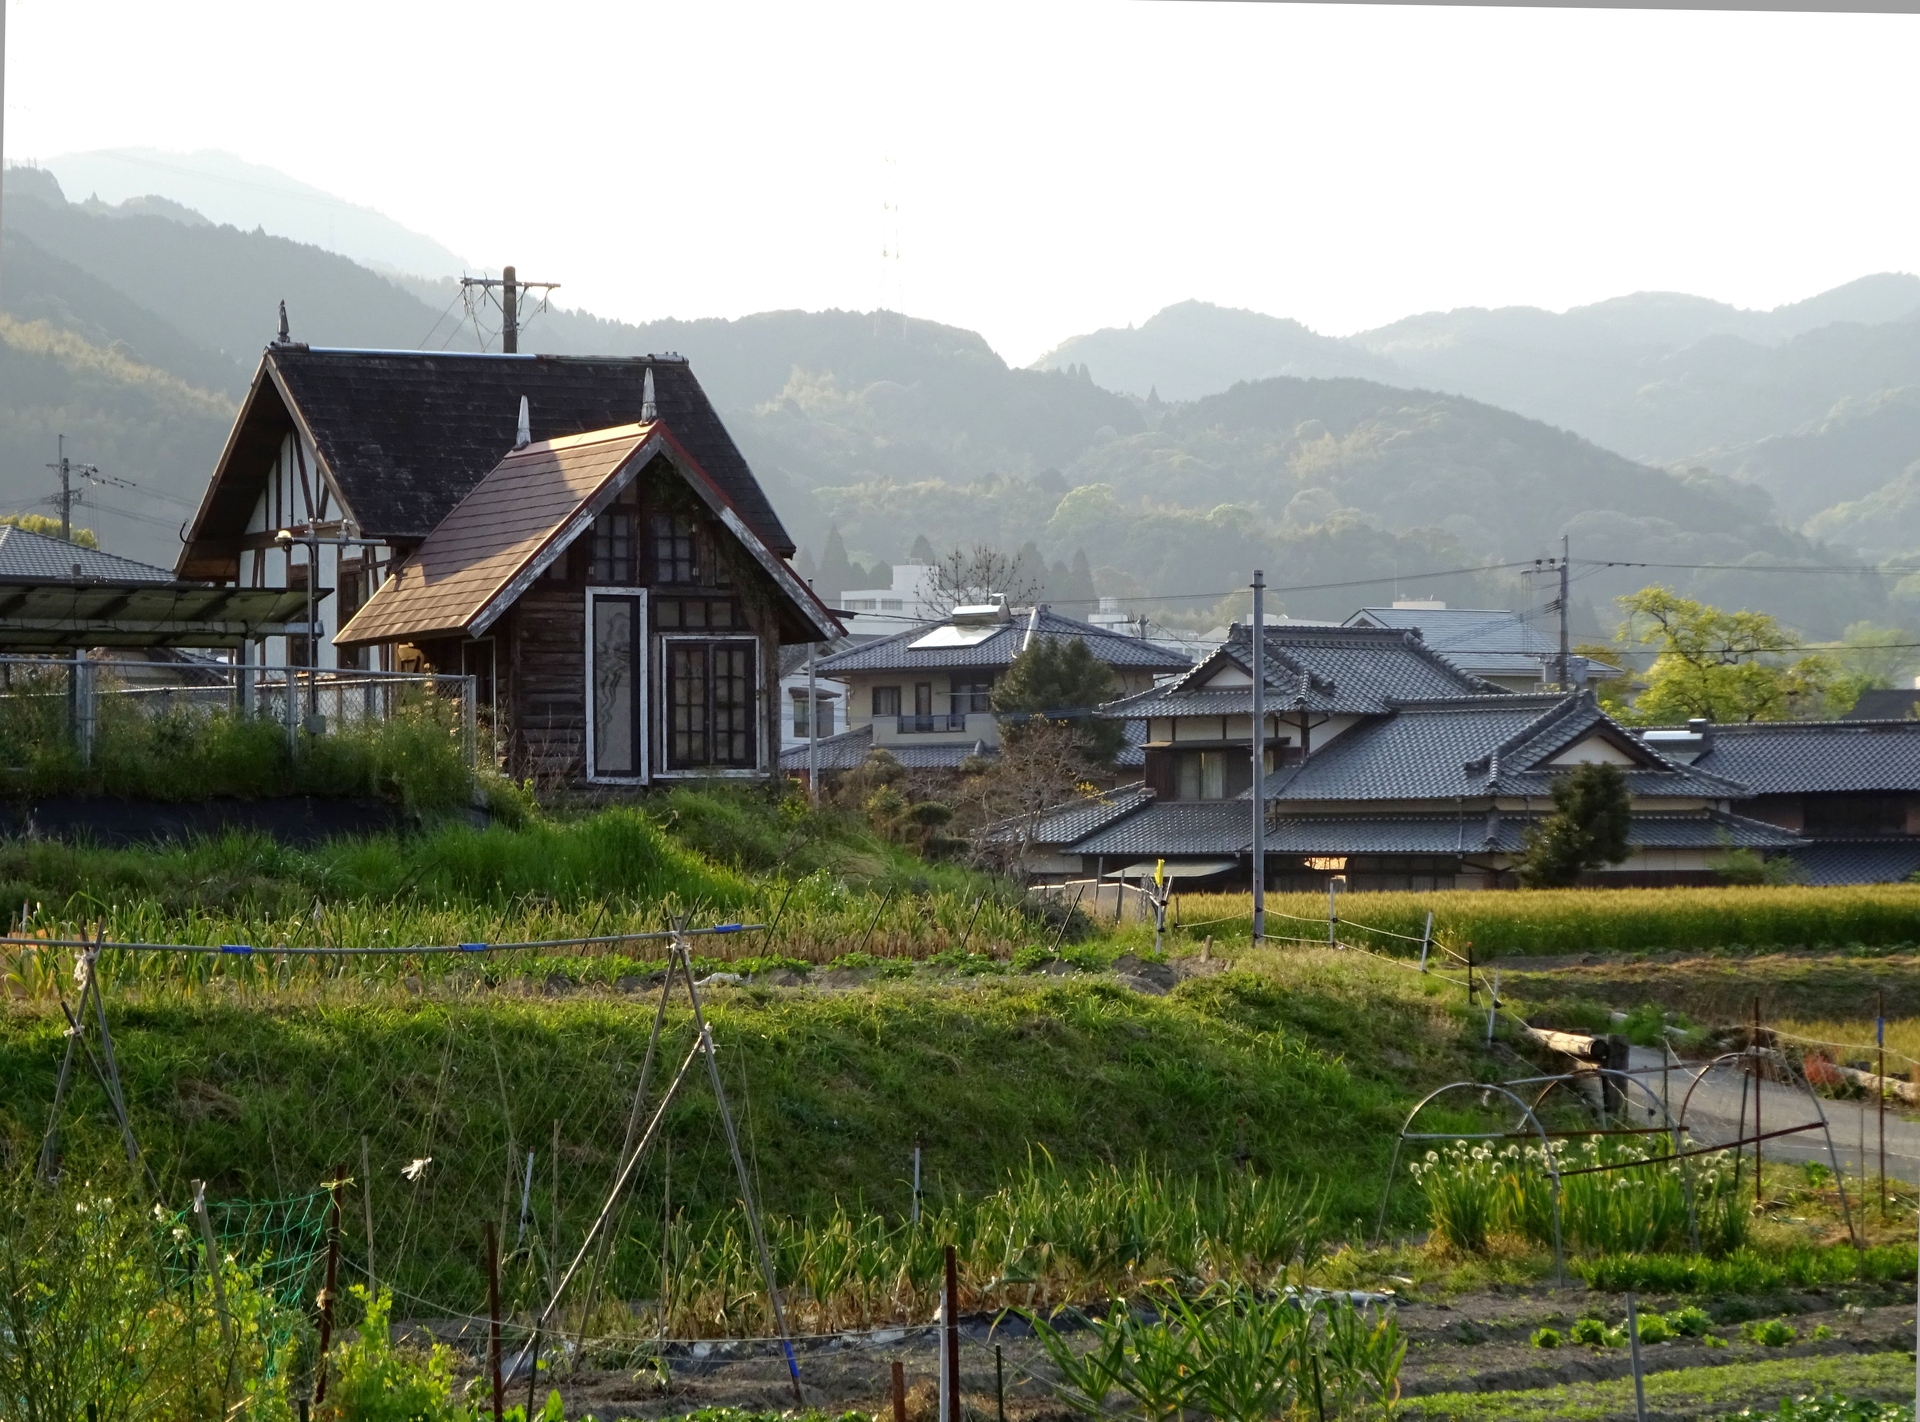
[1783,839,1920,885]
[1266,693,1744,802]
[816,608,1191,676]
[1063,805,1797,859]
[0,525,175,583]
[182,349,793,577]
[982,783,1155,848]
[1105,624,1493,719]
[776,725,993,772]
[1684,719,1920,796]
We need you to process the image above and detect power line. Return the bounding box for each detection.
[1579,557,1910,576]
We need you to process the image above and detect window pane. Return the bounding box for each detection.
[714,644,754,766]
[873,686,901,717]
[592,597,638,776]
[1176,754,1200,802]
[670,644,709,767]
[591,510,634,583]
[1201,751,1226,800]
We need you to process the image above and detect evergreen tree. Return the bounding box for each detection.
[992,637,1124,764]
[794,546,817,584]
[1067,550,1099,608]
[1011,541,1048,605]
[817,526,853,602]
[1518,762,1633,888]
[908,534,937,564]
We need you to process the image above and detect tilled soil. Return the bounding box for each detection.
[410,1281,1919,1420]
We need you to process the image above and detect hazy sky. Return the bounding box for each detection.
[7,0,1920,363]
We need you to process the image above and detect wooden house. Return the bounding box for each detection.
[182,345,837,786]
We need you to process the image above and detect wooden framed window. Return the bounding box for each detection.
[664,637,758,771]
[585,588,648,782]
[590,488,640,584]
[652,513,699,584]
[872,686,901,718]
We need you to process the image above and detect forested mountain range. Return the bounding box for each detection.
[0,159,1904,638]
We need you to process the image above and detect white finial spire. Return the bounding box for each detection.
[642,367,657,422]
[514,396,530,448]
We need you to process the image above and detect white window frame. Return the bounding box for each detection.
[584,586,650,785]
[656,633,765,779]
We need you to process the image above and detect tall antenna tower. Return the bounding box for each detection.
[877,154,905,337]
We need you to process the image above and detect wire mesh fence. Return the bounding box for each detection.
[0,653,478,770]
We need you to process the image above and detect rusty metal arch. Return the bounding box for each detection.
[1375,1080,1565,1284]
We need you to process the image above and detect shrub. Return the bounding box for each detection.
[317,1286,466,1421]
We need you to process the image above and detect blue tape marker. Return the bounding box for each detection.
[219,944,252,955]
[712,924,744,933]
[459,942,489,953]
[782,1338,800,1383]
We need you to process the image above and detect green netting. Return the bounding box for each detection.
[163,1187,330,1312]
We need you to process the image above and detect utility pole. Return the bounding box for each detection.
[46,436,95,544]
[1250,569,1266,945]
[1557,534,1571,691]
[461,267,558,354]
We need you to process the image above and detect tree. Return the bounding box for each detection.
[1826,622,1918,715]
[908,533,937,564]
[1517,762,1633,887]
[926,543,1045,614]
[816,526,853,603]
[0,513,97,548]
[1614,587,1835,723]
[993,636,1124,764]
[957,718,1103,879]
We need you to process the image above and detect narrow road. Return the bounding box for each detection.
[1622,1046,1920,1190]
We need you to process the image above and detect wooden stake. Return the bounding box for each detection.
[943,1244,961,1422]
[1754,997,1763,1207]
[892,1360,907,1422]
[487,1220,504,1422]
[191,1180,234,1351]
[1627,1292,1648,1422]
[314,1170,344,1405]
[360,1134,375,1297]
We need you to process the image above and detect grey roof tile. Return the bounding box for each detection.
[1348,606,1620,680]
[818,608,1190,676]
[1784,839,1920,886]
[1687,720,1920,795]
[0,526,175,583]
[776,725,992,772]
[1107,623,1493,719]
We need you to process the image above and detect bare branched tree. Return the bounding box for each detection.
[956,719,1100,879]
[926,543,1046,616]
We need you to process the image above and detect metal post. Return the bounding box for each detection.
[1754,998,1763,1207]
[73,651,93,769]
[1557,534,1571,690]
[912,1139,923,1225]
[807,641,819,807]
[192,1180,235,1351]
[1418,910,1433,972]
[486,1221,504,1422]
[360,1134,375,1297]
[1880,989,1888,1217]
[1249,570,1265,945]
[1327,877,1338,950]
[463,674,478,772]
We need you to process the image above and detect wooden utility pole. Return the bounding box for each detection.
[1250,569,1266,944]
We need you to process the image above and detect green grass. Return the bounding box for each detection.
[1156,886,1920,958]
[0,679,476,812]
[3,955,1483,1320]
[1400,1352,1917,1421]
[1575,1245,1919,1294]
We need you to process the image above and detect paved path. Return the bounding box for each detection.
[1622,1046,1920,1190]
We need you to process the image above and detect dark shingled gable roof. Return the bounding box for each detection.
[1685,720,1920,796]
[817,608,1190,676]
[1106,623,1493,719]
[181,348,793,578]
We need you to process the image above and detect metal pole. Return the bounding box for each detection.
[360,1133,375,1297]
[1557,534,1570,690]
[1327,878,1337,950]
[487,1221,504,1422]
[1418,910,1433,971]
[314,1173,343,1406]
[1753,997,1763,1207]
[1880,989,1888,1217]
[943,1244,961,1422]
[192,1180,235,1351]
[807,641,819,807]
[912,1139,923,1225]
[1249,569,1265,945]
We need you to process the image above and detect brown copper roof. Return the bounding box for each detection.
[337,425,649,646]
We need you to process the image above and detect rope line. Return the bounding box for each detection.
[0,923,764,957]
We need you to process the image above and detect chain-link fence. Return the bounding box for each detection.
[0,654,478,770]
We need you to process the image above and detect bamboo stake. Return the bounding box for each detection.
[314,1172,344,1406]
[360,1134,375,1297]
[487,1221,504,1422]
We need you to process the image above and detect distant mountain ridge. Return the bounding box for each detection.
[0,156,1902,639]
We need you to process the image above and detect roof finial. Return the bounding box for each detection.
[642,367,657,422]
[515,396,531,449]
[274,300,290,346]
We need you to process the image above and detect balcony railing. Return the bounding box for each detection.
[897,712,970,734]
